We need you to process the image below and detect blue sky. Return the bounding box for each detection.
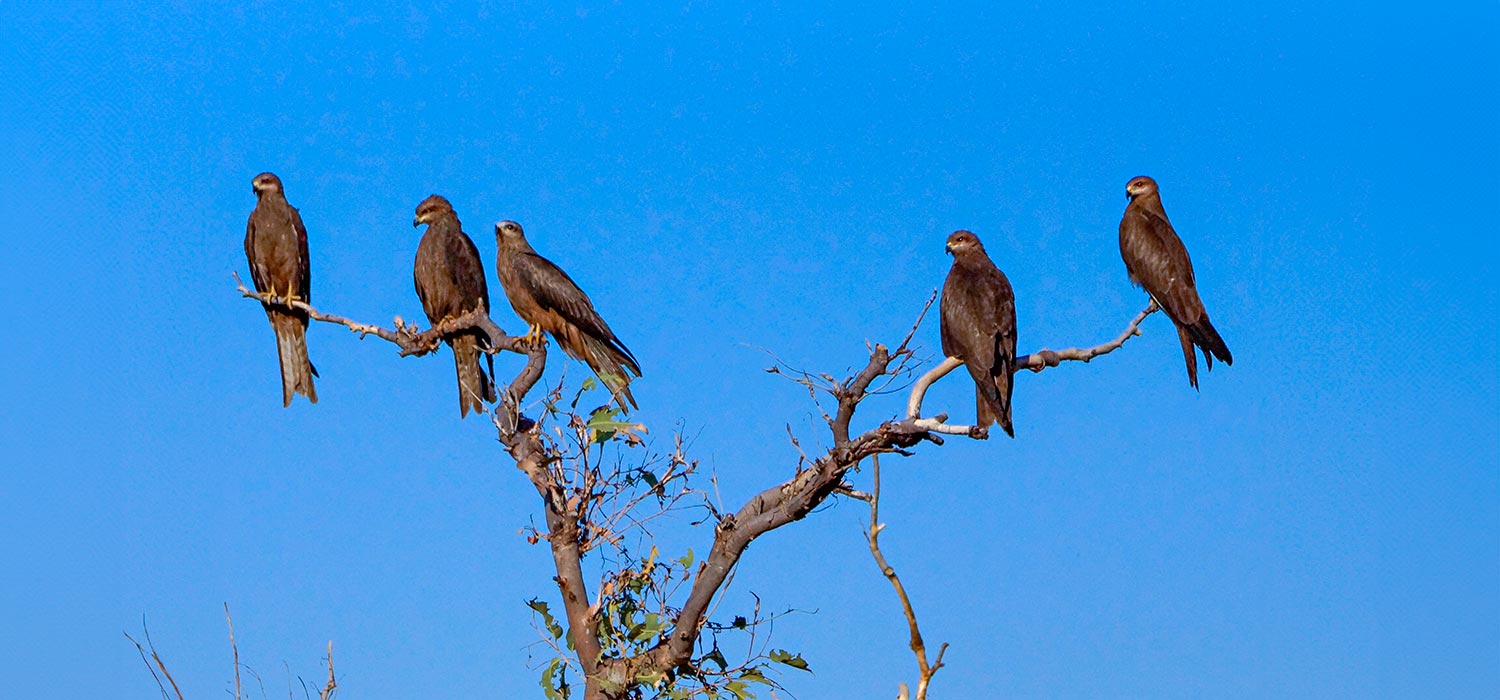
[1,2,1495,698]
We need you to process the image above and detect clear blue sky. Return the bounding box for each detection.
[1,3,1495,698]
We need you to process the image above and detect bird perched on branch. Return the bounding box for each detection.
[492,220,641,411]
[244,172,318,406]
[940,230,1016,437]
[413,195,496,417]
[1118,176,1233,389]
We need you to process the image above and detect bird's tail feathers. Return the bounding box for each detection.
[994,374,1014,438]
[1186,316,1232,368]
[272,311,318,407]
[1176,324,1200,390]
[967,363,1012,436]
[585,338,639,412]
[452,334,494,418]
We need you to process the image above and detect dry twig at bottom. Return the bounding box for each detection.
[858,455,947,700]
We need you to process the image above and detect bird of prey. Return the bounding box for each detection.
[1118,176,1233,389]
[940,230,1016,437]
[244,172,318,406]
[492,220,642,411]
[413,195,497,418]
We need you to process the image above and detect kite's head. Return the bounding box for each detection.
[251,172,282,195]
[1125,175,1158,201]
[945,229,983,256]
[494,220,526,247]
[414,194,454,228]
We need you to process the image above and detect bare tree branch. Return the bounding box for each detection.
[226,603,242,700]
[1016,300,1159,371]
[865,455,947,700]
[320,641,337,700]
[125,622,185,700]
[234,271,522,358]
[903,302,1161,436]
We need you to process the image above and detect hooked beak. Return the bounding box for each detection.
[944,242,954,255]
[412,216,423,228]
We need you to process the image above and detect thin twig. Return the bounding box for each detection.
[1017,300,1158,371]
[320,641,337,700]
[125,622,185,700]
[226,603,243,700]
[864,455,946,700]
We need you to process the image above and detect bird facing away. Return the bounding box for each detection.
[493,220,642,411]
[244,172,318,406]
[413,195,497,418]
[1118,176,1233,389]
[940,230,1017,437]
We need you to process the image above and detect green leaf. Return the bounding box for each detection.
[580,377,598,391]
[725,680,752,700]
[527,599,565,641]
[769,649,811,672]
[585,406,646,444]
[676,548,695,569]
[739,666,772,685]
[540,658,568,700]
[628,612,666,643]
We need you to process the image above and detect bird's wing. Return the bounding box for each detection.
[1121,203,1205,323]
[515,252,639,374]
[245,209,272,295]
[443,229,491,315]
[291,205,311,302]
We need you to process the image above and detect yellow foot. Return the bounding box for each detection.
[522,324,546,349]
[279,282,302,307]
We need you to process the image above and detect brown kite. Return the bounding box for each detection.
[493,220,641,411]
[940,230,1016,437]
[413,195,496,418]
[1119,176,1233,389]
[244,172,318,406]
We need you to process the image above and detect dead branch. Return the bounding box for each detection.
[226,603,242,700]
[235,271,523,358]
[1017,300,1159,371]
[903,302,1160,434]
[865,455,947,700]
[125,622,185,700]
[320,641,337,700]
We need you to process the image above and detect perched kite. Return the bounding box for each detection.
[492,220,641,411]
[244,172,318,406]
[1118,176,1233,389]
[940,230,1016,437]
[413,195,496,417]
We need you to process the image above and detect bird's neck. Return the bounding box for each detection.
[952,249,989,268]
[428,216,462,235]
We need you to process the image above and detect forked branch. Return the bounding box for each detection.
[904,301,1160,434]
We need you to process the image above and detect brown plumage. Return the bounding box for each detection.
[940,230,1017,437]
[244,172,318,406]
[1118,176,1233,389]
[493,220,641,411]
[413,195,496,418]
